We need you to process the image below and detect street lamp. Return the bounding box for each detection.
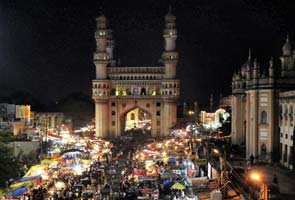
[250,173,261,182]
[213,149,220,154]
[249,172,269,200]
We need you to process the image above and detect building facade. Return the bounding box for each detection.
[231,36,295,161]
[92,10,180,138]
[278,91,295,170]
[33,112,64,130]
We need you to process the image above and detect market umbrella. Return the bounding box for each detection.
[9,181,32,190]
[171,182,186,190]
[7,187,28,197]
[163,180,170,187]
[169,157,176,163]
[41,159,56,165]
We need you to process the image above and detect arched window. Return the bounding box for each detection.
[261,111,267,124]
[284,105,288,120]
[290,105,293,122]
[110,89,116,96]
[279,105,283,122]
[141,88,146,95]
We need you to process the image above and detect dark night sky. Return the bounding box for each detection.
[0,0,295,105]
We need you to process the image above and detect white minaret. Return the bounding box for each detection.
[162,6,178,79]
[94,15,110,79]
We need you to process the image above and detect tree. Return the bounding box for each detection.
[2,91,45,111]
[0,128,22,187]
[58,92,94,128]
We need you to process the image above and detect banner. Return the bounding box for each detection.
[15,105,31,119]
[24,105,31,119]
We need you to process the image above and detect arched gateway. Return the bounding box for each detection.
[92,9,180,138]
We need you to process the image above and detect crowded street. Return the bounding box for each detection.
[3,129,212,200]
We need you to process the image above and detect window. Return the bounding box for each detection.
[111,89,116,96]
[111,102,116,106]
[146,104,150,108]
[261,111,267,124]
[279,105,283,122]
[141,88,146,95]
[280,133,283,138]
[279,143,282,161]
[131,113,135,120]
[291,135,293,140]
[157,121,160,126]
[112,121,115,126]
[156,102,161,107]
[284,144,288,162]
[284,105,288,120]
[112,111,116,115]
[290,106,294,122]
[290,146,294,165]
[286,134,288,139]
[156,111,160,116]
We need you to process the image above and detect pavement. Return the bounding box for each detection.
[230,158,295,199]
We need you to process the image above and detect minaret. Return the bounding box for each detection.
[194,101,199,119]
[106,30,116,66]
[280,34,295,77]
[253,58,260,81]
[162,6,178,79]
[209,94,214,112]
[268,57,275,87]
[93,14,111,138]
[94,15,110,79]
[245,48,252,81]
[282,34,292,56]
[183,102,187,117]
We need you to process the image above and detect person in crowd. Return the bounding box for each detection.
[272,173,278,184]
[250,154,254,165]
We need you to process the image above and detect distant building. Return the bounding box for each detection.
[33,112,64,130]
[0,103,64,136]
[231,36,295,162]
[0,103,15,121]
[0,103,30,135]
[218,96,232,110]
[278,91,295,170]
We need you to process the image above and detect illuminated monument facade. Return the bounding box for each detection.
[92,9,180,138]
[231,36,295,161]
